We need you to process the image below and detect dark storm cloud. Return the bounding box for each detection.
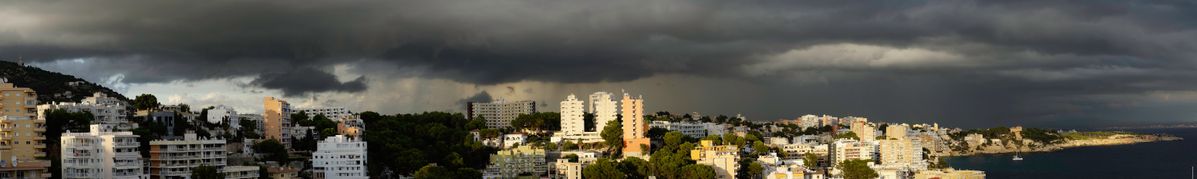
[458,91,494,107]
[5,0,1197,126]
[251,68,366,96]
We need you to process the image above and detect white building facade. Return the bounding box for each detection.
[312,135,368,179]
[60,125,145,179]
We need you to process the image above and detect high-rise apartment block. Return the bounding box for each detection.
[620,91,650,158]
[831,139,874,166]
[588,92,617,131]
[467,100,536,129]
[263,97,292,145]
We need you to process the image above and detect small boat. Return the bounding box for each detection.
[1012,155,1024,161]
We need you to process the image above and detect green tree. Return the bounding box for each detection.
[466,116,487,130]
[838,159,878,179]
[751,141,770,156]
[190,165,225,179]
[664,131,687,147]
[239,118,260,139]
[44,109,93,179]
[618,157,651,178]
[133,94,160,110]
[679,164,717,179]
[600,120,623,157]
[835,131,860,140]
[253,139,289,164]
[510,112,562,132]
[803,153,819,167]
[746,162,764,179]
[413,164,453,179]
[582,159,625,179]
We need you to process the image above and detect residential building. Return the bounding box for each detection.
[467,100,536,129]
[60,125,145,179]
[588,92,617,132]
[38,93,130,129]
[336,117,365,137]
[82,92,127,106]
[886,124,909,140]
[298,107,354,121]
[649,121,707,138]
[501,134,527,149]
[553,159,583,179]
[878,138,925,170]
[0,82,37,119]
[207,105,238,127]
[691,140,739,179]
[831,139,874,166]
[620,91,650,158]
[312,135,367,179]
[0,116,49,179]
[913,169,985,179]
[148,132,227,179]
[559,95,585,135]
[223,166,261,179]
[263,97,292,146]
[850,121,875,142]
[483,145,547,178]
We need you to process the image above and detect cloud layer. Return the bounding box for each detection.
[6,0,1197,127]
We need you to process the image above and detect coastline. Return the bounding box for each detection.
[941,134,1183,157]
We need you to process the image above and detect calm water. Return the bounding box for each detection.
[946,128,1197,179]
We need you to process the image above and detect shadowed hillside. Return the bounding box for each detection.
[0,60,128,104]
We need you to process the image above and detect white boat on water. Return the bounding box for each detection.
[1013,155,1024,161]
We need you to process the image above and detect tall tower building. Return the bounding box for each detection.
[0,81,49,178]
[620,91,650,158]
[560,94,585,134]
[588,92,617,131]
[263,97,292,145]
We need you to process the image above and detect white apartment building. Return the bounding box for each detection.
[799,114,820,128]
[501,134,527,149]
[560,94,585,135]
[207,105,238,127]
[298,107,354,120]
[148,132,227,179]
[588,92,617,131]
[649,121,708,138]
[312,135,368,179]
[81,92,127,106]
[553,159,584,179]
[831,139,874,166]
[60,125,145,179]
[468,100,536,129]
[38,98,130,129]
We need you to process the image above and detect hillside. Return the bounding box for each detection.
[0,61,128,104]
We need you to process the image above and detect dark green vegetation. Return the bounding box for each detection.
[190,165,225,179]
[0,61,127,103]
[360,111,497,177]
[510,112,561,132]
[838,159,878,179]
[42,109,94,179]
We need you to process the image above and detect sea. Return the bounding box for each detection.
[945,128,1197,178]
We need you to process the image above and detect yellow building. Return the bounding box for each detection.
[692,140,739,179]
[914,169,986,179]
[263,97,291,144]
[0,82,49,178]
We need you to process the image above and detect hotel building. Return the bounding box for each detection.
[467,100,536,129]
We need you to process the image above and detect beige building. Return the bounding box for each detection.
[886,124,909,140]
[914,169,985,179]
[831,139,874,166]
[849,121,875,141]
[223,166,261,179]
[0,82,50,179]
[553,159,583,179]
[692,140,739,179]
[879,138,925,170]
[263,97,292,145]
[620,92,650,158]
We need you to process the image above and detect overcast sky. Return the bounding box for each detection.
[5,0,1197,128]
